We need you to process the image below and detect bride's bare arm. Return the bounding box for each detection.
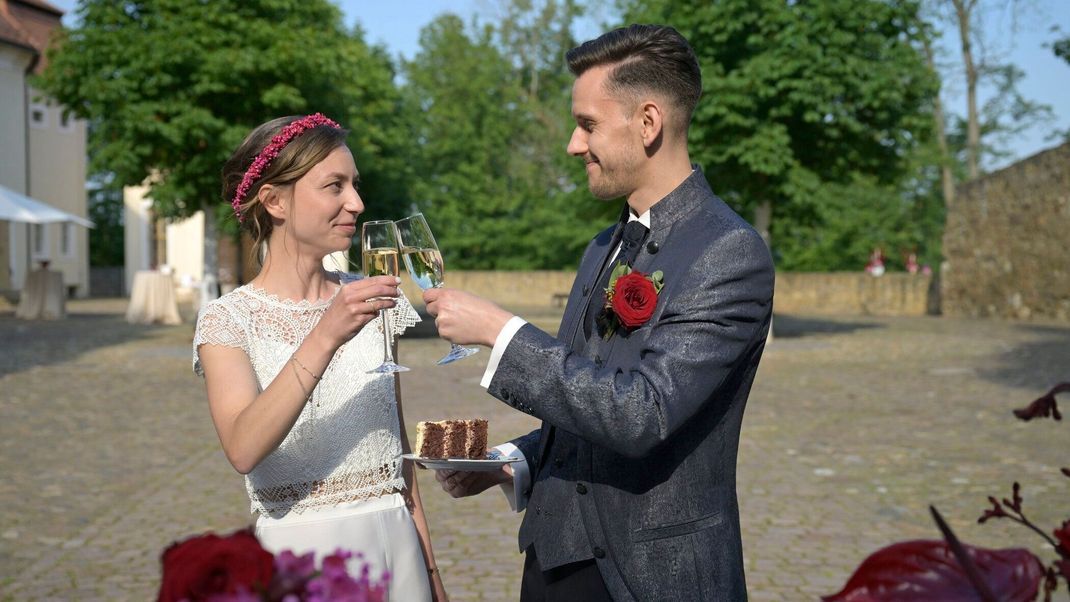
[200,275,399,474]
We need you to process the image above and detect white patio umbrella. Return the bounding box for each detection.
[0,183,95,294]
[0,183,95,228]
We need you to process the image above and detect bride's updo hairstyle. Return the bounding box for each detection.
[222,114,349,256]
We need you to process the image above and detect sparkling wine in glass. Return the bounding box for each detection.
[361,220,409,374]
[395,213,479,365]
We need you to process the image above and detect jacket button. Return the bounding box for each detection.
[576,483,587,495]
[592,547,606,559]
[646,240,659,254]
[501,390,511,401]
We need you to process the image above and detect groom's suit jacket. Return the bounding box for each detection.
[488,168,774,601]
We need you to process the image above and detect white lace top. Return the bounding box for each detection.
[192,280,420,517]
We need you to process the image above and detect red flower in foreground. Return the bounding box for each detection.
[159,528,274,602]
[611,271,659,329]
[822,540,1045,602]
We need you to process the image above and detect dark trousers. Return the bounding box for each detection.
[520,546,613,602]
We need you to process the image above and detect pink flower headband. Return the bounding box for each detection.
[231,113,342,222]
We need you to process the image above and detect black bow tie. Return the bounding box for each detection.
[617,220,649,268]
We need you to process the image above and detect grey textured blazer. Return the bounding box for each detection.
[488,168,774,601]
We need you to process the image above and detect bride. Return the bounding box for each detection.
[193,114,445,601]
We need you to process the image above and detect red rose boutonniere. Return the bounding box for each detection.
[600,265,664,340]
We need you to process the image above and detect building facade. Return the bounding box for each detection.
[0,0,89,298]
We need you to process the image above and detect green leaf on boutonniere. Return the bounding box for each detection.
[608,263,630,286]
[651,270,664,293]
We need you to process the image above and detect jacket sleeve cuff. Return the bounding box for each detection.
[492,442,529,512]
[480,316,528,389]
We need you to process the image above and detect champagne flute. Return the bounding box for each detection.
[362,220,409,374]
[395,213,479,365]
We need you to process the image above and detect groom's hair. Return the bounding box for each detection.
[566,24,701,135]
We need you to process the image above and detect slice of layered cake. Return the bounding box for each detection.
[415,419,489,459]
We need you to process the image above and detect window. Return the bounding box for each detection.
[58,111,75,133]
[61,223,74,257]
[29,103,48,129]
[32,223,47,257]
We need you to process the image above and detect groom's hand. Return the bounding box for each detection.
[435,466,512,498]
[423,288,513,347]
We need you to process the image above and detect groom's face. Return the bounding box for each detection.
[567,64,646,201]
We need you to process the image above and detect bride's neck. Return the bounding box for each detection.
[253,238,336,303]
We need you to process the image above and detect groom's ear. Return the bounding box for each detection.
[637,100,665,149]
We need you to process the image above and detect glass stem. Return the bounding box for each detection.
[381,308,393,362]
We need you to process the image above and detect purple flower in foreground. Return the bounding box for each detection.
[305,550,389,602]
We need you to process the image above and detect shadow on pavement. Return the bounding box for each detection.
[977,322,1070,391]
[0,309,174,379]
[772,314,885,338]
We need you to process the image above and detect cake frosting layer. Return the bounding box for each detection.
[415,419,488,459]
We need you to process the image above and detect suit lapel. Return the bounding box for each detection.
[560,224,622,349]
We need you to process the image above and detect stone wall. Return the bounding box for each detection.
[774,272,933,316]
[399,270,577,310]
[399,270,933,316]
[942,142,1070,321]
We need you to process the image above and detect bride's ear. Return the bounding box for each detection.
[259,184,288,220]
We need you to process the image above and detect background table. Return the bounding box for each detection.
[15,269,66,320]
[125,270,182,325]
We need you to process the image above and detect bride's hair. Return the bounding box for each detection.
[222,115,349,265]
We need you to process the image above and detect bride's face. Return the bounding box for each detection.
[287,146,364,253]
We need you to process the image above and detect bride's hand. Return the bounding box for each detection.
[311,275,400,349]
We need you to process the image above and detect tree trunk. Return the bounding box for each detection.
[952,0,980,179]
[202,208,219,301]
[922,35,956,207]
[754,199,772,250]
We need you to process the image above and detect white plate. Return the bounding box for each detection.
[401,452,521,471]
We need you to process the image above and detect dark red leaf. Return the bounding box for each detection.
[1013,382,1069,421]
[822,540,1045,602]
[1055,520,1070,556]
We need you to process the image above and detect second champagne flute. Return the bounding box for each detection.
[362,220,409,373]
[395,213,479,365]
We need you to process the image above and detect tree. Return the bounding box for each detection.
[927,0,1056,178]
[619,0,938,268]
[36,0,405,280]
[949,0,983,179]
[86,175,124,267]
[403,2,606,270]
[1055,32,1070,63]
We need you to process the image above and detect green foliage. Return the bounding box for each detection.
[773,174,944,272]
[35,0,408,227]
[944,63,1055,170]
[86,181,124,266]
[1056,35,1070,64]
[619,0,939,270]
[401,2,614,270]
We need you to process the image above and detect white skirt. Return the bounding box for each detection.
[255,493,431,602]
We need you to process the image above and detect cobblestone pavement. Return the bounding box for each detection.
[1,300,1067,600]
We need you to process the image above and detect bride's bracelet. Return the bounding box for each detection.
[291,355,322,380]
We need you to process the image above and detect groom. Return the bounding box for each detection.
[423,24,774,601]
